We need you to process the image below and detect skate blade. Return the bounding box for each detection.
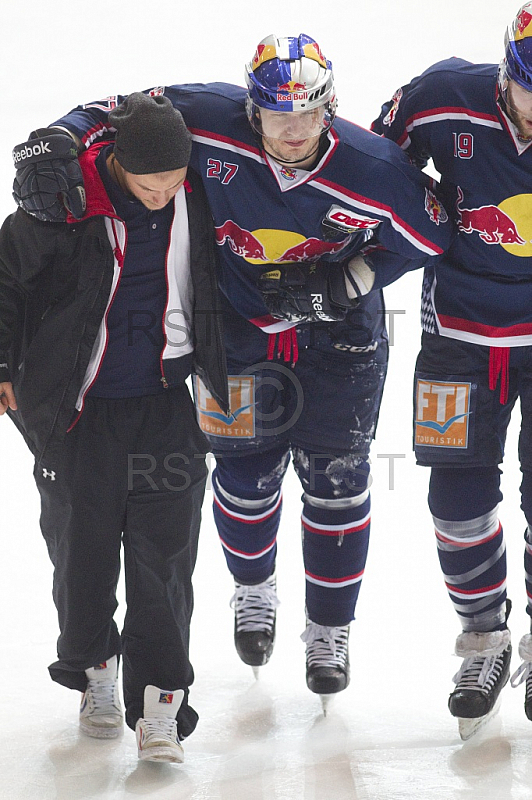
[252,666,260,680]
[320,694,333,716]
[457,696,502,741]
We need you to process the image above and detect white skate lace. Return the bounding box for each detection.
[86,680,120,714]
[510,660,532,695]
[452,653,506,695]
[140,716,178,743]
[301,622,349,669]
[230,575,279,632]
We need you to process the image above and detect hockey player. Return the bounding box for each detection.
[11,34,451,705]
[358,3,532,738]
[1,93,228,762]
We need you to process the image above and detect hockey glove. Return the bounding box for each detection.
[259,262,358,324]
[12,128,86,222]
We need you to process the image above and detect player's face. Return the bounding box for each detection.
[259,107,324,168]
[123,167,188,209]
[506,80,532,139]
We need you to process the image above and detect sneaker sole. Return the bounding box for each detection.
[80,720,123,739]
[138,745,184,763]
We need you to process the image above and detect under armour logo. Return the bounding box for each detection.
[42,468,56,480]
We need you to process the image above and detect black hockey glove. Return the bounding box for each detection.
[259,262,357,324]
[12,128,86,222]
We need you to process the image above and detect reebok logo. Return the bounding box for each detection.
[12,141,51,165]
[311,293,329,321]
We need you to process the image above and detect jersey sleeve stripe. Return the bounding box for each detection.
[311,176,445,256]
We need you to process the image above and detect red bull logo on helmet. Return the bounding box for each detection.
[252,43,277,71]
[302,41,327,68]
[277,91,309,102]
[516,5,532,38]
[278,81,307,92]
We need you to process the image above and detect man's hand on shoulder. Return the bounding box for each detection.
[0,382,17,415]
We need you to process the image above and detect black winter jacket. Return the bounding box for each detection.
[0,146,228,465]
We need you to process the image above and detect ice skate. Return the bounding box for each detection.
[231,573,279,673]
[510,633,532,721]
[135,686,185,763]
[301,619,350,713]
[80,655,123,739]
[448,629,511,740]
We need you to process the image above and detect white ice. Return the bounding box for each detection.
[1,1,530,798]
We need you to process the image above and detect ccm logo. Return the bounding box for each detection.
[13,141,51,164]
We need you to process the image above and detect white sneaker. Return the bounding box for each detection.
[80,655,123,738]
[135,685,185,763]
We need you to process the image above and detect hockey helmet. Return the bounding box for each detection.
[500,3,532,91]
[245,34,337,138]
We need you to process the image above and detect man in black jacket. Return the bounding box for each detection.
[0,93,228,764]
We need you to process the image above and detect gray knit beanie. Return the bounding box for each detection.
[108,92,192,174]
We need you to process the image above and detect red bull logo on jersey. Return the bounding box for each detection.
[214,222,351,264]
[278,237,348,262]
[382,88,403,127]
[415,380,471,448]
[148,87,165,97]
[194,375,256,438]
[215,220,268,260]
[425,189,449,226]
[456,186,525,245]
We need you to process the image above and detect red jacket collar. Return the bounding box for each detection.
[66,140,117,223]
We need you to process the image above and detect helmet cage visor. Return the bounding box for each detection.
[246,98,336,140]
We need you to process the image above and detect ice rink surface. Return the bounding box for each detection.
[1,1,531,797]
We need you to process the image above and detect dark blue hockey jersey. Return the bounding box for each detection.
[52,82,451,336]
[373,58,532,348]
